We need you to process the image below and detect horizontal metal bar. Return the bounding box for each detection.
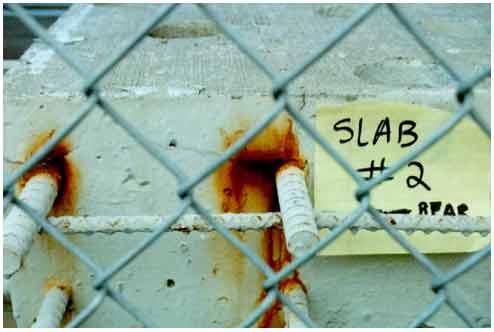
[48,212,490,235]
[263,199,369,291]
[190,196,275,278]
[367,205,443,277]
[12,197,102,273]
[6,2,490,327]
[92,199,190,289]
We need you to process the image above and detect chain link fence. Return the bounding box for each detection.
[3,3,491,328]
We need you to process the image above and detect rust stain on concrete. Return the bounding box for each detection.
[16,130,80,216]
[214,113,307,327]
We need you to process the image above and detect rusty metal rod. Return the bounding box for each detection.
[4,174,59,277]
[282,284,311,328]
[32,286,70,328]
[275,164,319,257]
[48,213,490,235]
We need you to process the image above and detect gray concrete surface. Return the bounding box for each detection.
[3,4,491,328]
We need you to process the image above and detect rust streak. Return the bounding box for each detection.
[215,116,304,214]
[42,276,74,327]
[42,277,72,296]
[16,131,80,327]
[214,114,307,328]
[16,130,79,216]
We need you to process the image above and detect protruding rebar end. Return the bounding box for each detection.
[283,281,310,328]
[276,164,320,258]
[288,231,319,258]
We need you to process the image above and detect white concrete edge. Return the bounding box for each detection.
[48,212,490,235]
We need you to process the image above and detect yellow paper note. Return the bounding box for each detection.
[315,100,490,255]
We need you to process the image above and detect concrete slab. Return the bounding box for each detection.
[4,3,490,328]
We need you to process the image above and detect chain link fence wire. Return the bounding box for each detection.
[3,3,491,328]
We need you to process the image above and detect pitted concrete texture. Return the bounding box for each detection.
[4,4,490,99]
[4,4,490,328]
